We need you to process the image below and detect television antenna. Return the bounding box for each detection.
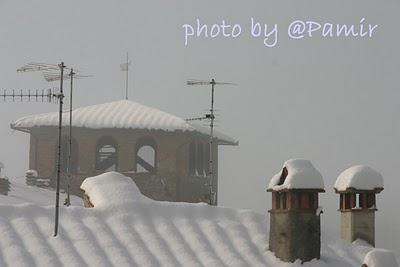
[1,88,59,103]
[42,69,92,207]
[17,61,69,237]
[186,78,235,205]
[120,52,131,100]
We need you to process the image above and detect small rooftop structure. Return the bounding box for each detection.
[334,165,384,193]
[335,165,384,247]
[11,99,238,204]
[267,159,325,192]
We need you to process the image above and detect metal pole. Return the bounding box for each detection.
[54,62,65,237]
[125,52,129,100]
[209,79,215,205]
[65,68,74,207]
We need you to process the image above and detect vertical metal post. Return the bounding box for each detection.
[209,79,215,205]
[54,62,65,237]
[125,52,129,100]
[65,68,74,207]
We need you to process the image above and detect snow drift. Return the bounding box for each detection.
[80,172,150,208]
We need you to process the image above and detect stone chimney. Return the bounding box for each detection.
[334,165,383,247]
[267,159,325,263]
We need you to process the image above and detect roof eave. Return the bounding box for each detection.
[217,140,239,146]
[267,188,325,193]
[334,187,384,194]
[10,124,31,134]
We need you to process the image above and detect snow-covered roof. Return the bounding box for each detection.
[268,159,325,191]
[10,99,237,145]
[334,165,384,192]
[0,172,385,267]
[80,172,150,208]
[363,249,398,267]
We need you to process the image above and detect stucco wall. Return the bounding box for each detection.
[28,127,219,203]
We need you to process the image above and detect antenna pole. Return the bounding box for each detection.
[186,78,235,206]
[65,68,74,207]
[54,62,65,237]
[125,52,129,100]
[209,79,216,205]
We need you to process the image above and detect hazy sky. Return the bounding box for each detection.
[0,0,399,256]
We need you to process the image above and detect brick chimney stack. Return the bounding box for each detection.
[267,159,325,263]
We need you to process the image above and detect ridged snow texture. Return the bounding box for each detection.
[0,202,379,267]
[0,174,380,267]
[11,99,236,144]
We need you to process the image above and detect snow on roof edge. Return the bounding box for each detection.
[10,99,238,145]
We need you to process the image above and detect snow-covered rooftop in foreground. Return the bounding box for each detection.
[334,165,384,192]
[10,99,237,145]
[268,159,325,191]
[0,172,395,267]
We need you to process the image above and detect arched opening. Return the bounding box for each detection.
[189,142,196,175]
[58,136,79,174]
[188,141,209,177]
[135,137,156,174]
[95,136,118,171]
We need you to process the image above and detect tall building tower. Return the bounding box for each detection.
[267,159,325,263]
[334,165,384,247]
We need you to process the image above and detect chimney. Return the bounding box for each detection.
[267,159,325,263]
[334,165,383,247]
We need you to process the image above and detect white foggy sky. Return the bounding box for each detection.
[0,0,399,255]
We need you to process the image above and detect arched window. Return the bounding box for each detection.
[58,136,79,174]
[187,141,209,177]
[95,136,118,171]
[135,137,156,174]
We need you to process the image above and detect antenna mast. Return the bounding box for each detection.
[43,69,92,207]
[120,53,131,100]
[186,78,235,206]
[17,61,70,237]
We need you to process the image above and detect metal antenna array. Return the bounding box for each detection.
[0,88,59,103]
[186,78,235,206]
[17,62,69,237]
[42,69,92,207]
